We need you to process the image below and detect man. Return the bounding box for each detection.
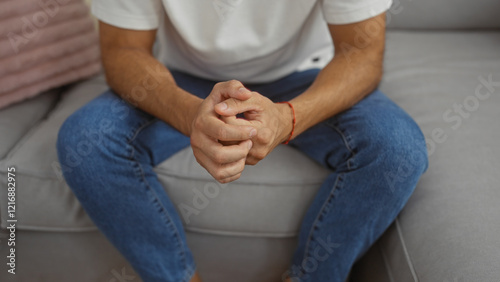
[57,0,428,281]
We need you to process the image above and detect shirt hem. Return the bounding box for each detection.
[323,0,393,24]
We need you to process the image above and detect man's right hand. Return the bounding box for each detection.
[190,80,257,183]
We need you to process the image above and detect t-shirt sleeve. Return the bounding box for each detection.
[91,0,163,30]
[321,0,393,25]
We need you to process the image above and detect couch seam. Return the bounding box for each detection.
[184,226,298,238]
[395,218,419,282]
[6,222,301,238]
[158,175,325,186]
[379,241,395,282]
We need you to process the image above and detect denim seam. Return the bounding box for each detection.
[325,120,356,171]
[125,117,156,143]
[126,119,193,278]
[299,172,345,279]
[128,144,190,276]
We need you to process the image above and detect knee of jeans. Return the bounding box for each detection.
[366,117,428,192]
[56,110,115,183]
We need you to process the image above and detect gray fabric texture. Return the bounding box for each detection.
[0,75,108,230]
[0,90,59,159]
[0,229,135,282]
[0,229,295,282]
[186,232,297,282]
[354,31,500,282]
[156,146,329,237]
[386,0,500,30]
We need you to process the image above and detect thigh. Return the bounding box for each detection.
[285,90,428,281]
[289,89,428,173]
[59,89,188,166]
[59,70,222,167]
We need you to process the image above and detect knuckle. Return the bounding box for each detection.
[213,151,225,164]
[228,79,241,88]
[237,161,245,172]
[226,98,237,107]
[256,133,270,143]
[232,173,242,182]
[254,151,266,160]
[234,98,245,107]
[257,128,272,143]
[217,126,228,140]
[214,82,224,89]
[214,169,227,181]
[247,159,258,166]
[193,117,203,130]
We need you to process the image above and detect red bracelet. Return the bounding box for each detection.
[277,101,296,145]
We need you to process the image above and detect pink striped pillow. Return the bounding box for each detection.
[0,0,101,109]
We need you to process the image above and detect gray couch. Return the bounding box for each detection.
[1,0,499,281]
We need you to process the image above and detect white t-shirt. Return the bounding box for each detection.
[92,0,392,83]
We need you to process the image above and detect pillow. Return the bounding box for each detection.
[0,0,101,109]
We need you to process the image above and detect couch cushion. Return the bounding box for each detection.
[386,0,500,30]
[156,146,329,237]
[0,89,59,159]
[0,75,108,231]
[354,31,500,281]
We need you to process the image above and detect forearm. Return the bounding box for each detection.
[290,51,382,137]
[103,48,202,136]
[287,13,387,138]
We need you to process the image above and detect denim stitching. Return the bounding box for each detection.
[125,117,156,144]
[126,119,192,277]
[131,155,189,275]
[299,173,345,279]
[325,119,357,171]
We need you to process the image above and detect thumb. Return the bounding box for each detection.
[240,139,253,153]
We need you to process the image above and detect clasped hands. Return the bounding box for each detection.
[190,80,293,183]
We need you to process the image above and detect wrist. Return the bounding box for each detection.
[186,96,203,137]
[276,101,295,144]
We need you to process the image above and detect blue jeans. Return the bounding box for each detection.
[57,69,428,282]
